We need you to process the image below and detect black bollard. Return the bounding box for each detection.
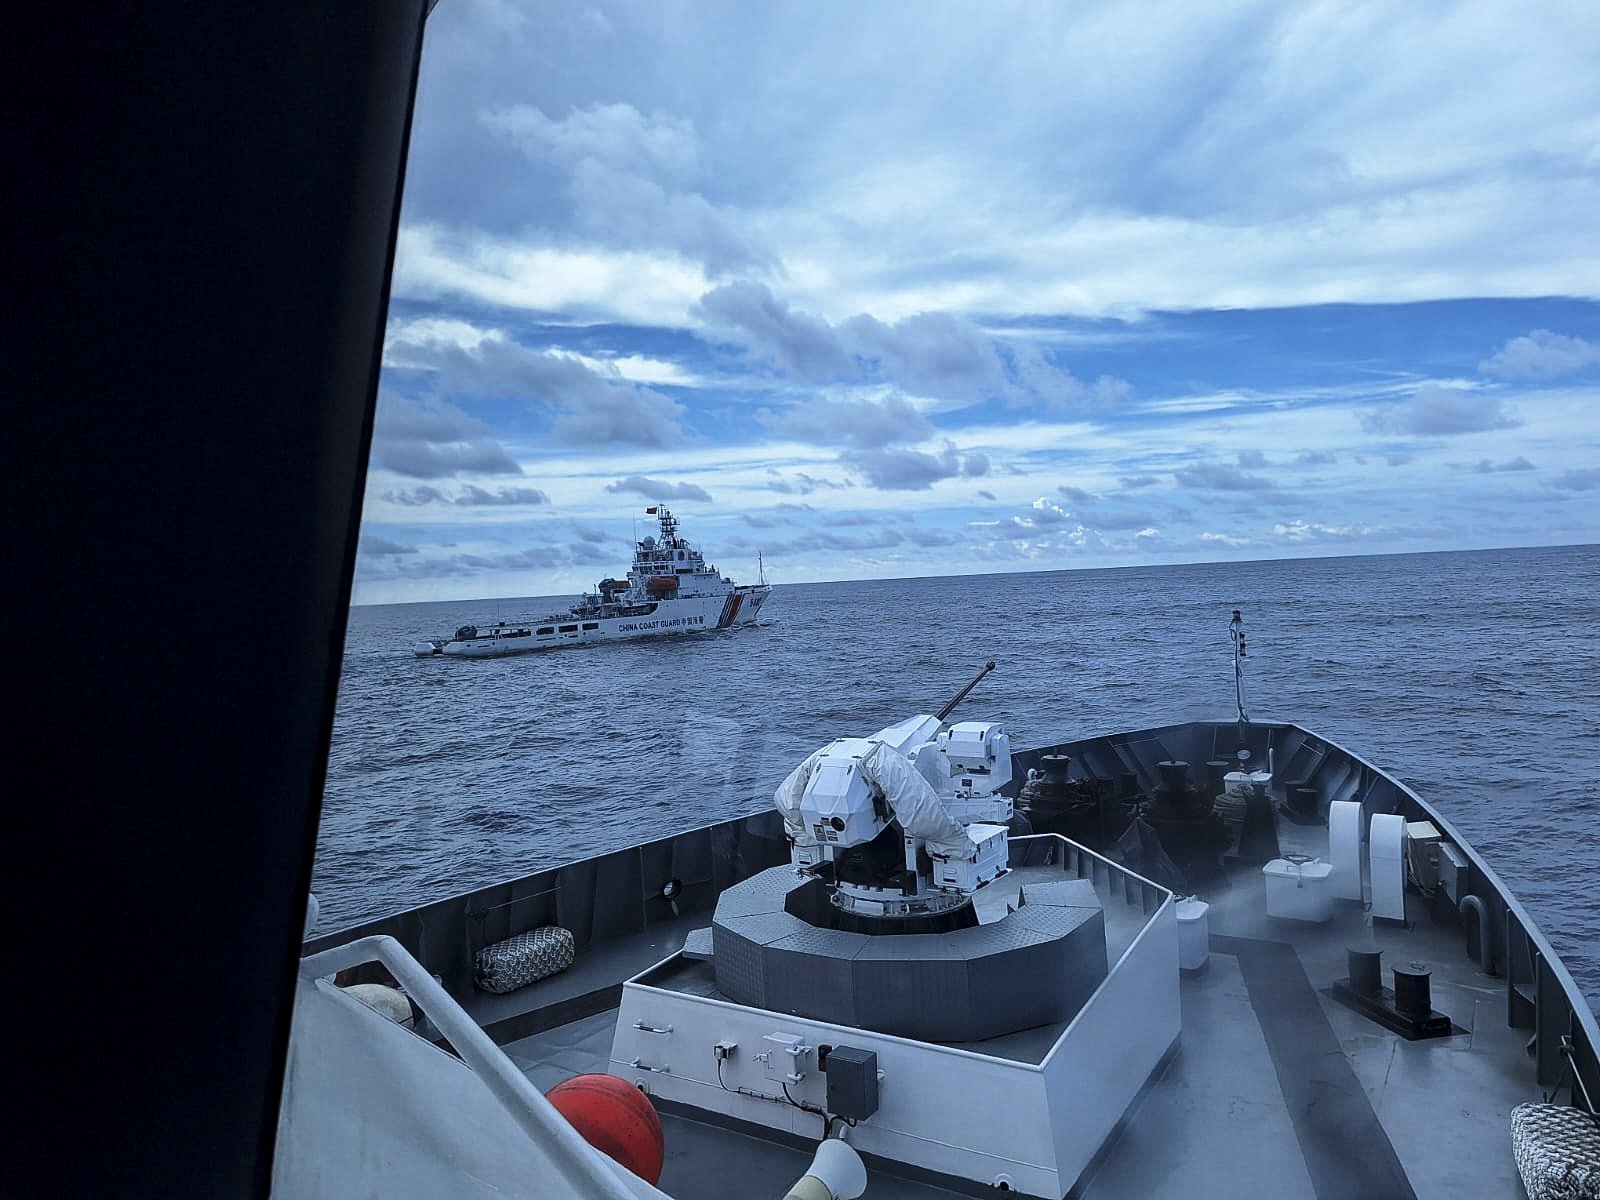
[1393,964,1433,1017]
[1348,945,1383,995]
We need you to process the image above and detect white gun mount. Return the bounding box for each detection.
[772,666,1012,929]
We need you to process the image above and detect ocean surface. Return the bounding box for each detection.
[315,544,1600,1013]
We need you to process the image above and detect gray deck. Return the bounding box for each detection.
[502,839,1536,1199]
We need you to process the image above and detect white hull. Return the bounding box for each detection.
[415,587,770,658]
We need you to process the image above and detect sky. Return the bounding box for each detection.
[354,0,1600,605]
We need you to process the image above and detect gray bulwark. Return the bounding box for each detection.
[710,865,1107,1041]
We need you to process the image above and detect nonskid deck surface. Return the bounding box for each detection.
[503,835,1534,1199]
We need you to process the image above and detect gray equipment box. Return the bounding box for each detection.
[825,1045,879,1120]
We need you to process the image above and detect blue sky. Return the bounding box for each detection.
[355,0,1600,604]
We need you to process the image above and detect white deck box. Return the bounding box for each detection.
[1263,858,1335,922]
[1176,898,1210,971]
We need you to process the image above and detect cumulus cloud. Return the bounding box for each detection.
[385,324,687,448]
[605,476,713,502]
[844,310,1009,402]
[765,470,849,495]
[1469,457,1535,474]
[1551,467,1600,491]
[1025,498,1071,525]
[384,484,551,506]
[359,536,417,556]
[370,394,523,479]
[355,539,618,584]
[1273,519,1371,541]
[1360,384,1521,436]
[822,513,890,527]
[1174,462,1273,491]
[841,442,990,490]
[1480,330,1600,381]
[696,281,1127,409]
[482,102,766,274]
[698,282,857,381]
[762,394,932,449]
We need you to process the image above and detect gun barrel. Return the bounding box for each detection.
[935,661,997,722]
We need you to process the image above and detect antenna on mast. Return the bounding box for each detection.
[1229,609,1249,729]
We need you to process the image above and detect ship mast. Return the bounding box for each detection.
[1229,608,1249,728]
[650,505,681,548]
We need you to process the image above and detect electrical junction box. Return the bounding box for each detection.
[1405,821,1442,892]
[824,1045,879,1120]
[1438,842,1470,904]
[762,1033,812,1083]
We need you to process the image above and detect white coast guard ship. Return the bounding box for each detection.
[413,507,771,658]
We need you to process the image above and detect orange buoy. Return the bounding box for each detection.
[546,1073,665,1185]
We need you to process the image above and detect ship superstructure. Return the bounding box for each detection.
[413,507,771,658]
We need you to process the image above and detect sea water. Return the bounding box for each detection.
[315,543,1599,1012]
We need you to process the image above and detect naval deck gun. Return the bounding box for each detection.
[774,663,1013,931]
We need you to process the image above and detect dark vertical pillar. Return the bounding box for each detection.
[6,5,429,1195]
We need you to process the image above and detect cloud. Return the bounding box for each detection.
[1119,475,1160,489]
[1480,330,1600,381]
[977,489,997,501]
[482,102,766,274]
[1056,485,1096,505]
[841,442,989,490]
[762,394,932,449]
[385,324,687,448]
[698,282,856,381]
[605,476,713,502]
[843,309,1010,402]
[1551,467,1600,491]
[1469,456,1535,474]
[384,484,551,506]
[1360,384,1521,435]
[370,394,522,479]
[822,513,890,528]
[766,469,849,495]
[697,280,1127,409]
[1237,449,1268,469]
[1296,450,1337,464]
[359,536,417,556]
[354,538,620,583]
[1174,462,1273,491]
[1025,497,1071,525]
[1273,519,1372,541]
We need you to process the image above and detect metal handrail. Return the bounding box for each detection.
[299,934,644,1200]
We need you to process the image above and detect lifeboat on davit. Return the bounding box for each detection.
[646,576,679,597]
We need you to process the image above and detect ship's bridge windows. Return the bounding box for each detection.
[537,627,554,635]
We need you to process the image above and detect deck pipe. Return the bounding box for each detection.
[1459,893,1495,975]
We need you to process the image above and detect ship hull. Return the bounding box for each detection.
[415,587,770,658]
